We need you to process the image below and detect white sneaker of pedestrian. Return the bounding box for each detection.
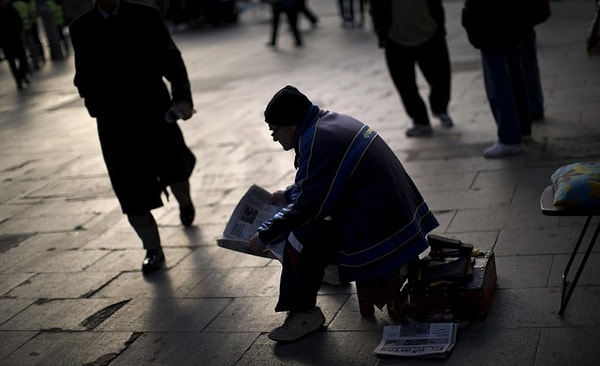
[268,307,326,342]
[483,142,524,159]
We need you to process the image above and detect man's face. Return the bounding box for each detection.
[269,124,296,151]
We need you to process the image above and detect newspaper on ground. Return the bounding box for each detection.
[374,322,457,358]
[217,184,285,261]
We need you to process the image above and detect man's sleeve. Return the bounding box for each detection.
[258,127,345,244]
[157,10,192,105]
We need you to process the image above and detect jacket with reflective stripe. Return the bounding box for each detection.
[258,107,438,282]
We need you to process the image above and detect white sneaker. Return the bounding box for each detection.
[268,307,325,342]
[483,142,524,159]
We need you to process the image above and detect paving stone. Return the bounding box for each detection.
[495,255,554,289]
[537,327,600,366]
[0,299,35,324]
[3,249,108,274]
[411,171,477,191]
[0,180,41,207]
[0,154,81,182]
[186,267,281,298]
[92,269,212,299]
[473,166,556,189]
[175,244,275,269]
[112,332,259,366]
[327,295,398,332]
[238,330,382,366]
[13,198,118,218]
[4,272,117,298]
[549,252,600,287]
[0,274,33,296]
[97,297,231,332]
[0,330,133,366]
[495,226,585,256]
[0,215,96,236]
[425,186,515,210]
[383,328,539,366]
[155,225,220,248]
[0,298,129,331]
[482,287,600,328]
[22,176,114,201]
[448,205,557,232]
[0,1,599,364]
[0,331,38,361]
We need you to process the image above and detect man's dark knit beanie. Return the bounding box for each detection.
[264,85,312,126]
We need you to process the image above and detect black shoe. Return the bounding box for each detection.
[180,204,195,227]
[142,248,164,273]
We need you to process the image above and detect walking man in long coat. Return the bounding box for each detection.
[70,0,197,273]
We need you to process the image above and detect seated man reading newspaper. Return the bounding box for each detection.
[249,85,439,342]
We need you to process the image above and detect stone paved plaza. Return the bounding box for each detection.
[1,1,599,365]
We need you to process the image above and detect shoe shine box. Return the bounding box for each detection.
[408,251,497,321]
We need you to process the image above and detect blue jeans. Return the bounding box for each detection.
[481,45,531,145]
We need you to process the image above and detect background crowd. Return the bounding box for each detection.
[1,0,599,158]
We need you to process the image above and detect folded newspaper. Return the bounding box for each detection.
[374,323,457,358]
[217,185,285,261]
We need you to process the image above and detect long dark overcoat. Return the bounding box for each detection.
[70,1,195,214]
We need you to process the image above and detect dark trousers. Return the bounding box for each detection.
[275,220,338,312]
[384,33,451,126]
[126,180,191,250]
[2,44,29,87]
[338,0,364,25]
[128,211,161,250]
[521,27,544,118]
[270,6,302,46]
[481,43,531,144]
[299,0,317,24]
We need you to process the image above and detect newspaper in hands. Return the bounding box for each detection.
[217,184,285,261]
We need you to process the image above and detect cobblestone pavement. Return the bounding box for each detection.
[1,1,600,365]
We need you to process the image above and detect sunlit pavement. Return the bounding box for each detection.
[1,1,599,365]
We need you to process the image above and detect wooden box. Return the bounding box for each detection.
[408,251,497,321]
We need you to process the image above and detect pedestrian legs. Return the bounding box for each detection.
[417,34,452,116]
[481,46,530,145]
[522,27,545,120]
[385,40,430,127]
[127,212,161,250]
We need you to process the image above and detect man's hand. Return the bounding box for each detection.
[249,232,269,256]
[166,100,195,122]
[271,190,287,206]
